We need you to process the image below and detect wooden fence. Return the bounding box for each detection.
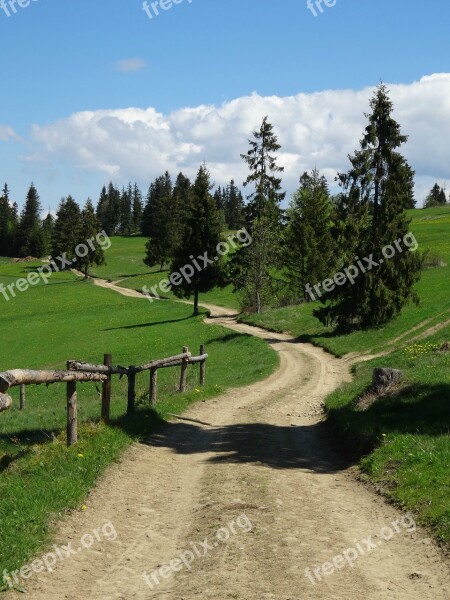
[0,345,208,446]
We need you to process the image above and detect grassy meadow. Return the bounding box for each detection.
[0,262,277,585]
[90,235,241,309]
[239,205,450,356]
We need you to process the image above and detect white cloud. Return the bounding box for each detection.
[26,74,450,205]
[116,58,147,72]
[0,125,20,142]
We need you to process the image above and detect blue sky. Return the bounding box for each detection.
[1,0,450,210]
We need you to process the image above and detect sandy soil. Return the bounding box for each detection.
[9,281,450,599]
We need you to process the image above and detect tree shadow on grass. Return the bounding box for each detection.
[102,315,194,331]
[327,383,450,453]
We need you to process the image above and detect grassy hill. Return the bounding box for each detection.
[0,262,277,583]
[90,236,241,310]
[239,206,450,356]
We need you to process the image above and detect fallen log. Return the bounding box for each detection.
[0,393,12,412]
[0,369,108,392]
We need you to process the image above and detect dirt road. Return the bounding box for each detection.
[11,285,450,599]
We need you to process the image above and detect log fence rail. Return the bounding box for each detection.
[0,345,207,447]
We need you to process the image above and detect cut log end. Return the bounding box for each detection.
[0,393,13,412]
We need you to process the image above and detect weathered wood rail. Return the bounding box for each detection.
[0,345,208,446]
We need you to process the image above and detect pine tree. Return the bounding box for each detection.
[119,186,132,234]
[42,211,55,256]
[0,193,10,257]
[424,183,447,208]
[51,196,83,266]
[132,183,143,233]
[314,84,422,329]
[225,180,245,229]
[142,172,172,238]
[233,117,285,313]
[96,183,121,235]
[17,183,45,258]
[78,199,106,277]
[285,169,336,302]
[144,172,173,270]
[170,165,226,316]
[0,184,15,257]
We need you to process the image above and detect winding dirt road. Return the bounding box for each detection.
[10,280,450,599]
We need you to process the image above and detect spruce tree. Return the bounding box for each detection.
[51,196,83,266]
[233,117,285,313]
[42,211,55,256]
[144,172,173,270]
[132,183,143,233]
[285,169,336,302]
[225,180,245,229]
[119,186,132,234]
[170,165,225,316]
[78,199,106,278]
[17,183,45,258]
[424,183,447,208]
[314,84,422,329]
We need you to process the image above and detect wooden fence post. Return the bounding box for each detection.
[179,346,188,392]
[127,367,136,415]
[19,384,25,410]
[66,360,78,446]
[101,354,112,423]
[199,344,206,385]
[150,367,157,406]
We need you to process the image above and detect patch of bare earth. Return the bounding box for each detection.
[9,293,449,600]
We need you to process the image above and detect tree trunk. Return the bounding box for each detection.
[193,289,199,316]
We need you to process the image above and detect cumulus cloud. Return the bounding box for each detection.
[116,58,147,72]
[26,74,450,205]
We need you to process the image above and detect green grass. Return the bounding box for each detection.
[325,325,450,544]
[239,205,450,356]
[0,260,277,585]
[90,235,242,310]
[88,236,151,281]
[238,206,450,546]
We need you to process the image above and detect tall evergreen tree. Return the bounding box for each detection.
[142,172,172,238]
[132,183,143,233]
[119,185,132,234]
[78,199,106,278]
[0,184,16,257]
[424,183,447,208]
[314,84,422,329]
[233,117,285,313]
[285,169,336,302]
[225,180,245,229]
[42,211,55,256]
[17,183,45,258]
[96,183,121,235]
[52,196,83,266]
[144,172,173,270]
[170,165,226,316]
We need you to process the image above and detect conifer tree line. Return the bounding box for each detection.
[231,84,427,330]
[0,174,246,260]
[0,84,441,329]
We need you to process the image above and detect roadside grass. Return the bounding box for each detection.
[239,205,450,356]
[0,260,277,585]
[238,206,450,546]
[325,324,450,544]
